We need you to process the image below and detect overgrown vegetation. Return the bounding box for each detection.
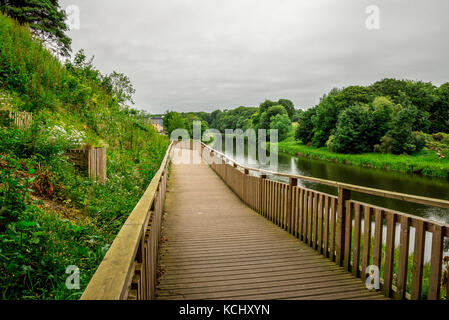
[0,13,168,299]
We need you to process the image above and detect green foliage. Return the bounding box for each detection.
[209,106,258,132]
[269,113,291,141]
[292,78,447,155]
[378,106,426,155]
[329,105,374,154]
[258,105,288,130]
[278,99,295,120]
[163,111,188,137]
[295,108,315,144]
[0,0,71,56]
[430,83,449,133]
[0,14,169,299]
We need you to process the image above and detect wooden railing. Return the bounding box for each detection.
[81,141,173,300]
[199,141,449,300]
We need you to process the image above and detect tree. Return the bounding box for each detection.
[369,96,394,146]
[102,71,136,105]
[259,100,277,113]
[329,105,374,154]
[278,99,295,120]
[163,111,187,137]
[0,0,72,56]
[381,106,426,154]
[270,114,291,141]
[430,83,449,133]
[295,108,316,144]
[259,105,288,130]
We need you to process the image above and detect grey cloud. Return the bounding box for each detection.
[60,0,449,113]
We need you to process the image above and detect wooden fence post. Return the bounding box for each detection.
[259,174,266,216]
[287,177,297,233]
[336,187,351,267]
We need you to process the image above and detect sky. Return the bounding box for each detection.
[60,0,449,114]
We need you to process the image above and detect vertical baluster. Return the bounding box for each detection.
[323,196,330,258]
[298,188,304,240]
[395,215,410,299]
[428,224,444,300]
[352,203,362,278]
[411,220,425,300]
[343,201,353,271]
[330,198,337,261]
[372,209,383,271]
[303,190,308,243]
[383,212,396,297]
[307,191,313,246]
[361,206,372,282]
[337,188,351,266]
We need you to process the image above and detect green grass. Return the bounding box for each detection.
[274,141,449,178]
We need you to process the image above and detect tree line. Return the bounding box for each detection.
[163,78,449,156]
[163,99,302,141]
[296,79,449,154]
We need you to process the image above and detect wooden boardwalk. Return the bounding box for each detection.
[156,156,386,300]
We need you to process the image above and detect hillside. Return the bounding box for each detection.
[0,13,168,299]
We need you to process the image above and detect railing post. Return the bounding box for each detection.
[336,187,351,267]
[243,168,249,203]
[259,174,266,216]
[287,177,297,233]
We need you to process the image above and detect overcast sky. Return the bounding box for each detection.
[60,0,449,114]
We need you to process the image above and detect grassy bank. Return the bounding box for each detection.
[0,13,169,299]
[274,141,449,178]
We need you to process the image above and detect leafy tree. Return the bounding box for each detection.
[369,96,394,146]
[163,111,187,137]
[278,99,295,120]
[259,100,277,114]
[258,105,288,130]
[270,113,292,141]
[381,106,426,154]
[430,83,449,133]
[329,105,374,154]
[0,0,72,56]
[311,95,338,147]
[102,71,136,105]
[291,108,303,122]
[295,108,316,144]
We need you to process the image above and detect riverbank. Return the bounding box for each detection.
[274,141,449,178]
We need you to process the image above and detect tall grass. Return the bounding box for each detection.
[275,141,449,178]
[0,13,169,299]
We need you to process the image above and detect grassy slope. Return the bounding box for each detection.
[0,14,169,299]
[276,141,449,177]
[272,124,449,178]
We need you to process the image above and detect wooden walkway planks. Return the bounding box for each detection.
[156,155,386,300]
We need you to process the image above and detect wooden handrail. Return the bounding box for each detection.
[200,141,449,210]
[81,141,173,300]
[199,140,449,300]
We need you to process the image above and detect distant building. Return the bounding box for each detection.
[149,117,165,134]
